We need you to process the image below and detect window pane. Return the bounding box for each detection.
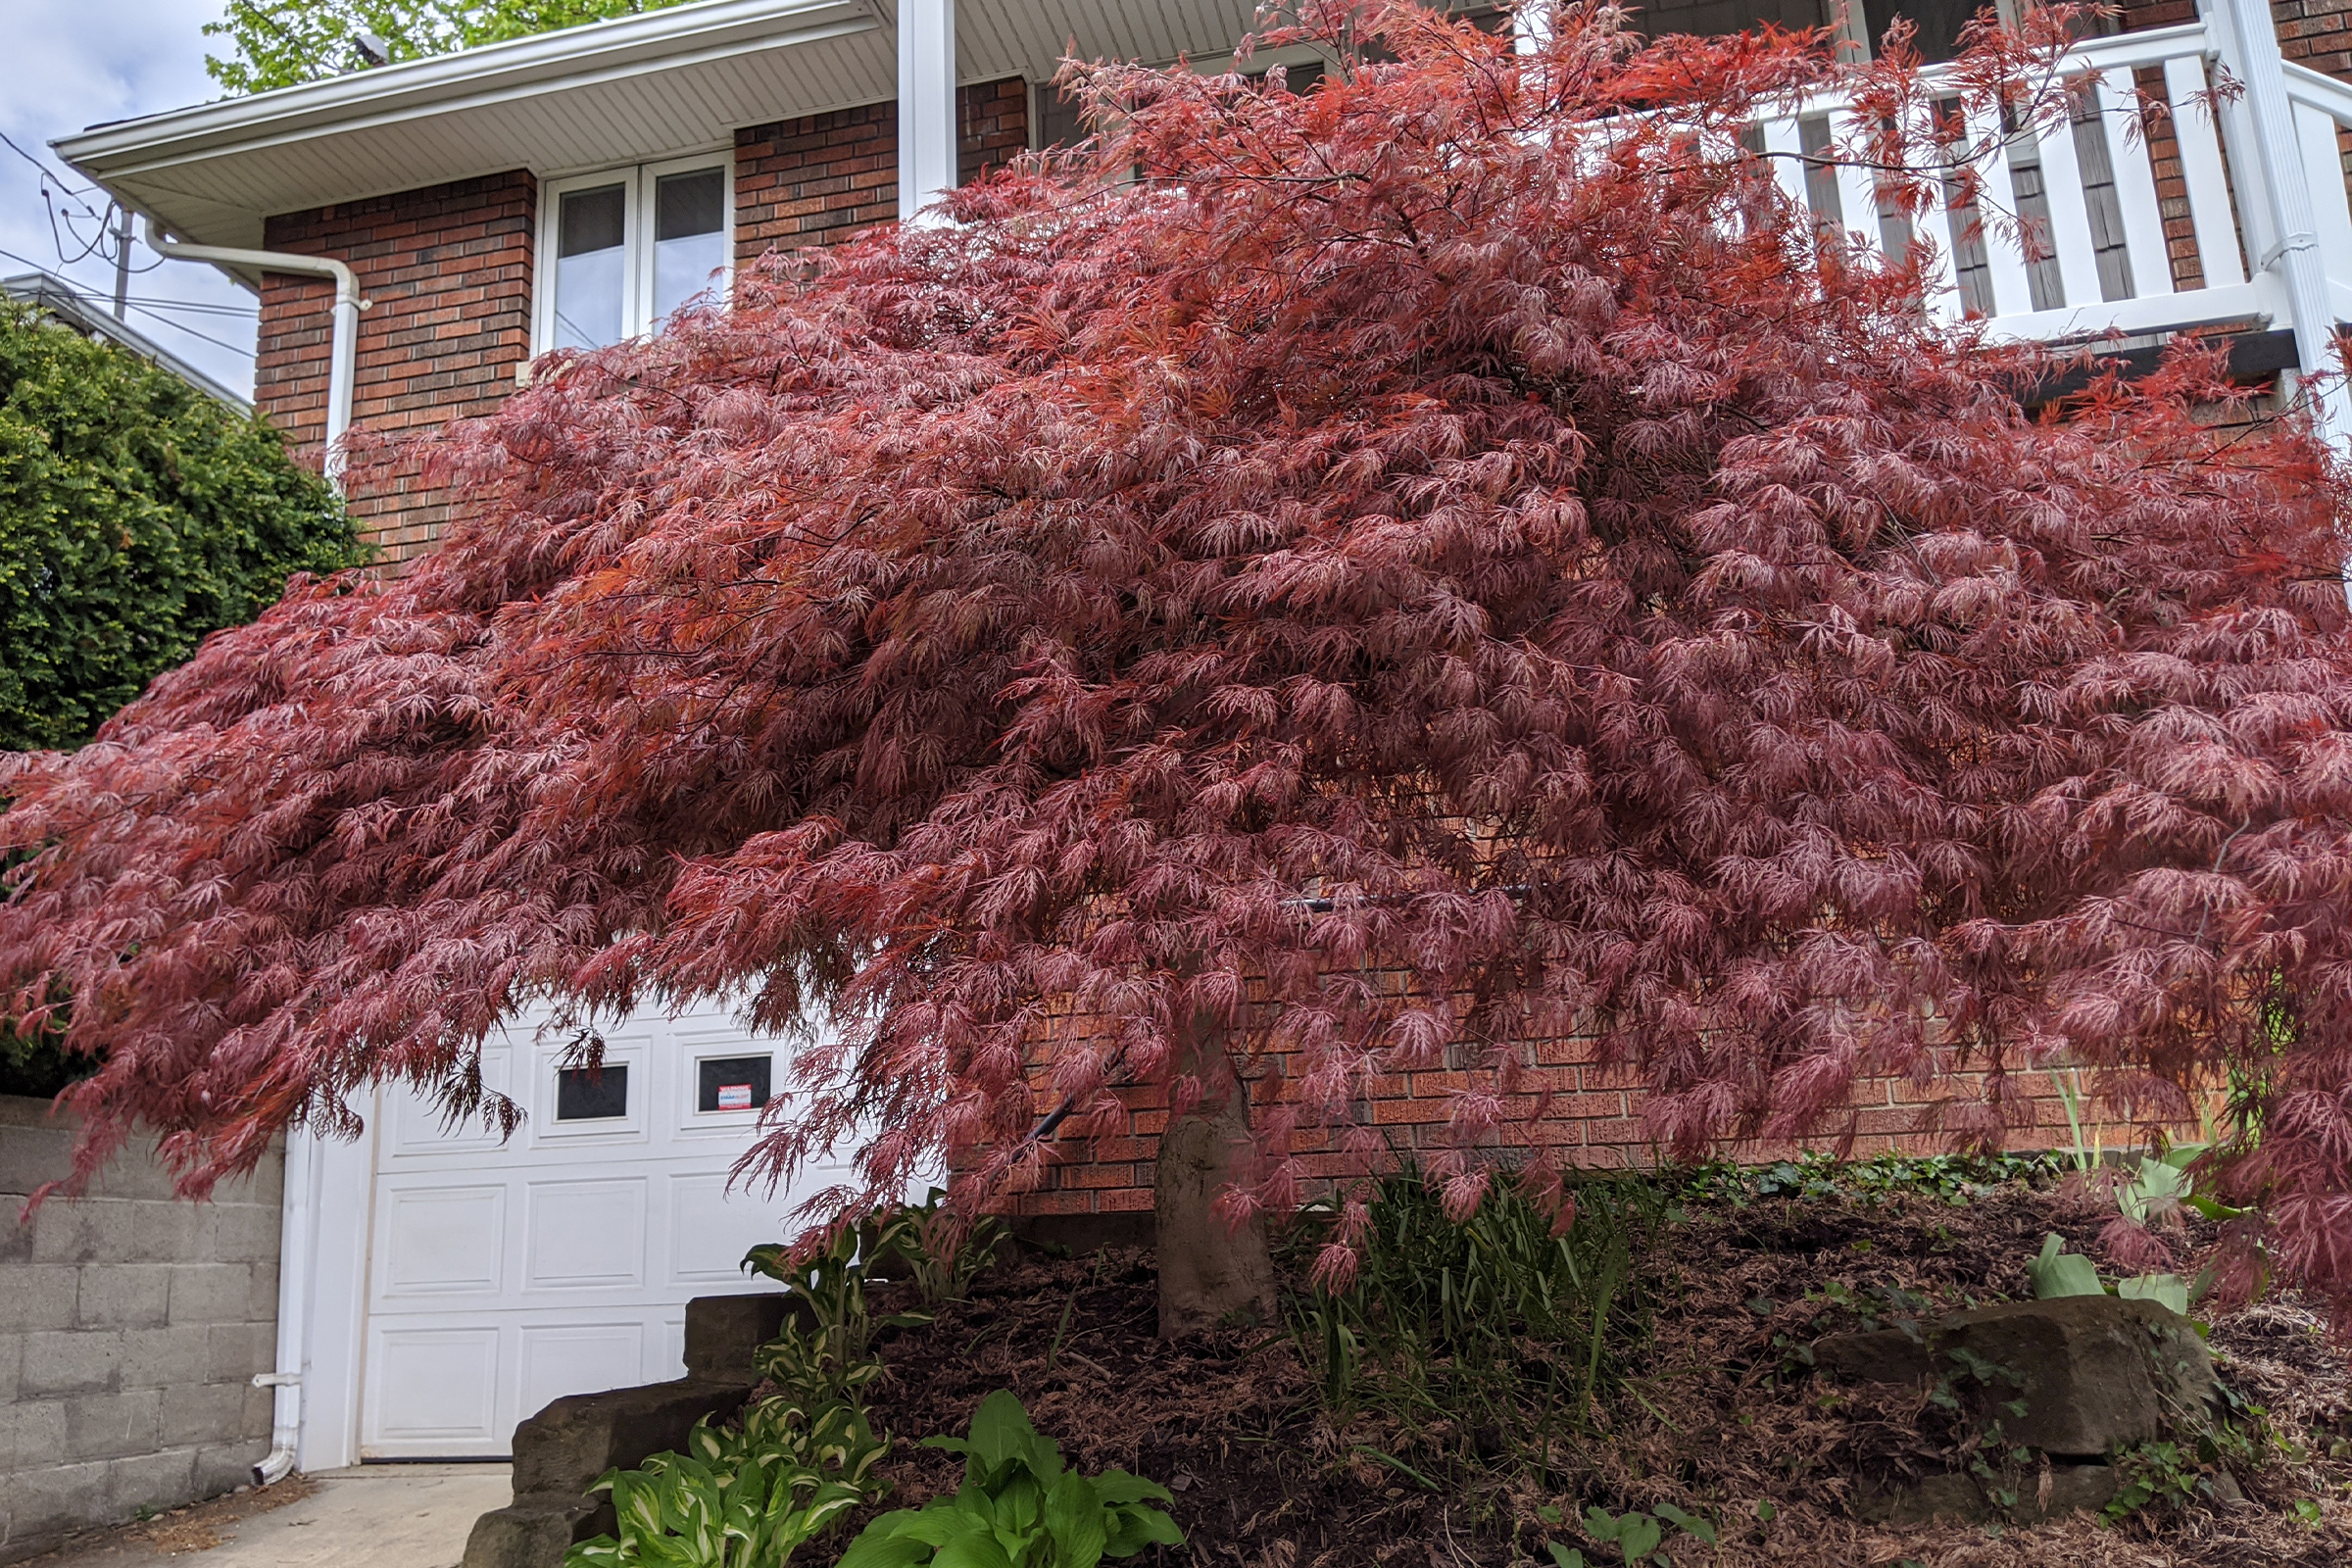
[555,1063,628,1121]
[553,183,626,351]
[696,1054,771,1113]
[1859,0,1976,63]
[652,168,726,324]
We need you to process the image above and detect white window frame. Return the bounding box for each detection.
[534,151,735,355]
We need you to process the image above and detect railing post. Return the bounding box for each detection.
[898,0,957,223]
[2200,0,2352,456]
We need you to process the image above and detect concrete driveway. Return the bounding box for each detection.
[31,1466,511,1568]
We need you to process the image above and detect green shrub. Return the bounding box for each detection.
[868,1188,1011,1307]
[744,1224,932,1404]
[837,1390,1182,1568]
[0,305,356,755]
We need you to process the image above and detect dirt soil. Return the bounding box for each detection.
[12,1477,319,1563]
[847,1183,2350,1567]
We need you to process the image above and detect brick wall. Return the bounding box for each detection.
[1006,1021,2106,1223]
[735,76,1029,262]
[256,171,535,564]
[2274,0,2352,76]
[0,1097,280,1562]
[253,89,1029,563]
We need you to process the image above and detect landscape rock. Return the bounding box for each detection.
[1856,1463,2121,1525]
[1814,1295,2216,1457]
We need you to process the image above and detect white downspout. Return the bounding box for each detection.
[141,217,366,490]
[251,1125,318,1485]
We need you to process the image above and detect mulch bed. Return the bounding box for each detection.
[841,1181,2350,1567]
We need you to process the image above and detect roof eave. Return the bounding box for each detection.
[54,0,880,179]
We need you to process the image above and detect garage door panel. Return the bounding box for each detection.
[366,1326,502,1451]
[526,1178,649,1289]
[666,1171,810,1286]
[390,1049,516,1156]
[380,1185,506,1297]
[517,1322,648,1424]
[657,1314,687,1383]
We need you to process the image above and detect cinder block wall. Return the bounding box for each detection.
[0,1097,280,1564]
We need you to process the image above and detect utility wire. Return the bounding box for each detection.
[127,303,248,356]
[110,295,259,318]
[0,131,96,200]
[0,245,255,356]
[0,250,258,317]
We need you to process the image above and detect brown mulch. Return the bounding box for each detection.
[843,1183,2349,1567]
[12,1476,319,1564]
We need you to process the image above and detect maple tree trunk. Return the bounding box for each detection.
[1153,1019,1276,1337]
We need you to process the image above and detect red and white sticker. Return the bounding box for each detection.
[716,1084,754,1110]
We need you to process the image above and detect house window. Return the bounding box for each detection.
[537,156,732,353]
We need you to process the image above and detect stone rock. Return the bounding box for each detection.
[1856,1464,2120,1525]
[682,1292,792,1381]
[459,1494,599,1568]
[460,1379,752,1568]
[507,1378,753,1497]
[1814,1296,2216,1457]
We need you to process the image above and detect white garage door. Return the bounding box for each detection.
[358,1001,855,1458]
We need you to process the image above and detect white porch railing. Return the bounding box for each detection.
[1744,0,2352,449]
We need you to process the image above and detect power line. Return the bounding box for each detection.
[0,130,97,206]
[111,295,259,318]
[0,246,256,356]
[0,250,249,312]
[127,303,248,356]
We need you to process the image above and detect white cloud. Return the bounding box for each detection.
[2,0,258,397]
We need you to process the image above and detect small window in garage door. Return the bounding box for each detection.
[696,1054,771,1113]
[555,1063,630,1120]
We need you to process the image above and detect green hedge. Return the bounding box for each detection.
[0,303,357,753]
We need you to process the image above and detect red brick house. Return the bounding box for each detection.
[43,0,2352,1466]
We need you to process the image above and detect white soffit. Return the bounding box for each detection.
[51,0,1302,252]
[54,0,892,250]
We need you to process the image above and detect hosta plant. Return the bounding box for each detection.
[564,1415,876,1568]
[872,1189,1012,1308]
[836,1391,1183,1568]
[728,1396,890,1489]
[745,1223,930,1404]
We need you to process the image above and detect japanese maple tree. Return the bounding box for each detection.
[7,2,2351,1331]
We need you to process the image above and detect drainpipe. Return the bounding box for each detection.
[251,1125,318,1485]
[141,217,366,489]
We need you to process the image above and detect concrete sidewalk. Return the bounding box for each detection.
[35,1465,511,1568]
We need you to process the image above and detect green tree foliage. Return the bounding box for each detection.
[204,0,691,94]
[0,306,355,754]
[0,304,355,1097]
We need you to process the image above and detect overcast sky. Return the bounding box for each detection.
[3,0,259,396]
